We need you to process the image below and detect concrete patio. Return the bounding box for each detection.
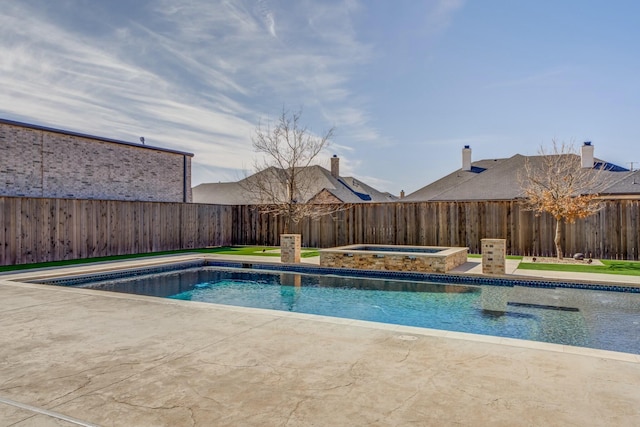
[1,256,639,426]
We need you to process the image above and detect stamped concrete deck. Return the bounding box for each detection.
[1,255,639,426]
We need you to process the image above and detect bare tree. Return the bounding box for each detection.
[243,107,344,233]
[518,140,611,259]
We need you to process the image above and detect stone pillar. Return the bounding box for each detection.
[281,234,301,263]
[482,238,506,275]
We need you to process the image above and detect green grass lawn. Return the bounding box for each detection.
[517,260,640,276]
[200,246,320,258]
[0,246,320,273]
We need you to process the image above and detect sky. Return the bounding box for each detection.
[2,1,639,195]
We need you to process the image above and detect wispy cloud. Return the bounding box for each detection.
[0,0,377,184]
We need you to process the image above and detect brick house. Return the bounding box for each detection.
[0,118,193,202]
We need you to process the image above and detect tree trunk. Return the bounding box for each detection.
[554,219,563,259]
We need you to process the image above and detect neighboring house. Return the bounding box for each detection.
[0,118,193,202]
[193,156,398,204]
[404,143,637,202]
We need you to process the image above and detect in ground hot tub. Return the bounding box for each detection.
[319,244,468,273]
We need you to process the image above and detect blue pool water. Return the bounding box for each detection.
[74,267,640,354]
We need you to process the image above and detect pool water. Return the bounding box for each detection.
[77,267,640,354]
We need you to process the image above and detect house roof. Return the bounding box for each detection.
[404,153,635,202]
[193,164,397,205]
[0,117,194,157]
[602,169,640,195]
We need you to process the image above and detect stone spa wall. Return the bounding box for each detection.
[319,244,468,273]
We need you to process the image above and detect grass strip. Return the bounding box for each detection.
[517,260,640,276]
[0,246,319,272]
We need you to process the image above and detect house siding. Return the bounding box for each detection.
[0,120,192,202]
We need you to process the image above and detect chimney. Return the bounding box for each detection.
[462,145,472,171]
[400,190,405,199]
[331,154,339,178]
[581,141,594,168]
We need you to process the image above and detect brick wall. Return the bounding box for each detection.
[0,120,193,202]
[309,188,343,204]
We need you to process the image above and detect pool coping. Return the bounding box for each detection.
[17,255,640,293]
[1,254,638,362]
[3,253,638,290]
[318,244,468,256]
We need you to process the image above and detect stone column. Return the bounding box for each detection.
[481,238,506,275]
[281,234,301,263]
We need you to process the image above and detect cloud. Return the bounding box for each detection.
[1,1,383,182]
[254,0,277,37]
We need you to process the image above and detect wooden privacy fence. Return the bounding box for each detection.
[2,197,639,266]
[0,197,233,266]
[233,200,640,260]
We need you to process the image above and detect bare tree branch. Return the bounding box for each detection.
[240,107,345,233]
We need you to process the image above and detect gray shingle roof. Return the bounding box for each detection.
[404,154,636,202]
[192,182,253,205]
[602,169,640,195]
[193,165,397,205]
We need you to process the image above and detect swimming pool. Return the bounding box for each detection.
[39,263,640,355]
